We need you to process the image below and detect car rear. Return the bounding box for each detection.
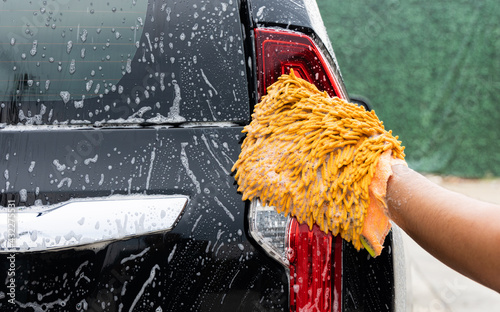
[0,0,405,311]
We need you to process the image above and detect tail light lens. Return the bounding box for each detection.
[288,221,333,311]
[249,200,343,312]
[249,28,348,312]
[248,200,289,266]
[255,28,347,100]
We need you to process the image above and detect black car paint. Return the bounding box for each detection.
[0,127,288,311]
[0,0,397,311]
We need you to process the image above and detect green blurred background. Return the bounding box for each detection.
[317,0,500,177]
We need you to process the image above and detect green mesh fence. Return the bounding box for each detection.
[318,0,500,177]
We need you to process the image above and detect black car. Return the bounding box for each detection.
[0,0,406,311]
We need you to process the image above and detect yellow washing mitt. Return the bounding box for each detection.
[232,71,406,256]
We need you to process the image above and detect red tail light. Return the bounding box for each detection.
[288,222,332,311]
[253,27,347,312]
[255,28,347,100]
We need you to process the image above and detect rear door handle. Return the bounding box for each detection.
[0,195,188,253]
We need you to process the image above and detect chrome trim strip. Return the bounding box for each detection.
[0,195,188,253]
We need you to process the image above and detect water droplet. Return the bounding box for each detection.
[60,91,70,104]
[86,80,93,92]
[74,95,85,108]
[30,40,38,56]
[69,59,76,74]
[126,58,132,73]
[66,40,73,54]
[80,29,88,42]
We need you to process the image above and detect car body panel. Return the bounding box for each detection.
[0,126,288,311]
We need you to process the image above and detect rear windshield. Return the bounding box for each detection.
[0,0,250,126]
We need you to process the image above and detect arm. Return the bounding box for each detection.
[386,164,500,293]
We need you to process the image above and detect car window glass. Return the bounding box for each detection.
[0,0,250,126]
[0,1,147,124]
